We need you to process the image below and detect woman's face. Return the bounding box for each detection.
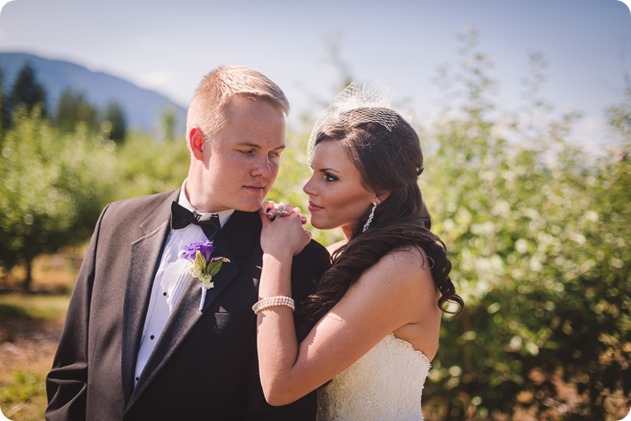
[303,140,376,237]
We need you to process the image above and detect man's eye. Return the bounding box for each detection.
[240,149,256,155]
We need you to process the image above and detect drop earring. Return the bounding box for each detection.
[362,202,378,232]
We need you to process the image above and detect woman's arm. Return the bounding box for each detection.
[256,209,435,406]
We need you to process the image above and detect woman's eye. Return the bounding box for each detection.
[324,173,338,182]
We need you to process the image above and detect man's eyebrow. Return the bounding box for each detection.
[235,142,285,150]
[235,142,259,148]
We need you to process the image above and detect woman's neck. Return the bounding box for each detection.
[341,225,355,241]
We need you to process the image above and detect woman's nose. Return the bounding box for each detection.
[303,175,316,195]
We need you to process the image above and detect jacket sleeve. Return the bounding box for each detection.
[244,240,331,420]
[45,205,109,420]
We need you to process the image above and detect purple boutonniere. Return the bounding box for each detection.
[181,241,230,310]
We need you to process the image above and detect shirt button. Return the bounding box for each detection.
[163,291,167,296]
[135,376,139,381]
[150,335,155,340]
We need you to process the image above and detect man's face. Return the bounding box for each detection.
[198,96,286,212]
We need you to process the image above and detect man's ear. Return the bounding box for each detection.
[189,126,205,160]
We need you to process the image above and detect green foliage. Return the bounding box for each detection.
[606,85,631,144]
[0,109,117,289]
[0,105,187,289]
[0,68,6,134]
[111,132,189,200]
[421,32,630,419]
[54,88,100,133]
[103,101,127,143]
[160,108,178,142]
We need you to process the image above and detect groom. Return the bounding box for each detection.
[46,65,330,420]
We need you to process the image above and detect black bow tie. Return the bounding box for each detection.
[171,201,221,240]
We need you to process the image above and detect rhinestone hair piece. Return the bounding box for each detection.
[307,81,407,163]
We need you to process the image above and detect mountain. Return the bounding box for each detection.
[0,52,187,134]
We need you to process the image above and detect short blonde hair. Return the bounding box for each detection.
[186,65,289,141]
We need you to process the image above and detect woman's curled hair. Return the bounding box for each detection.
[302,108,464,321]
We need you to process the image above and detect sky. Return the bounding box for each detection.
[0,0,630,148]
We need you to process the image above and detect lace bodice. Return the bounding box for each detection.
[317,333,431,421]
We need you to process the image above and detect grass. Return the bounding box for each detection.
[0,251,76,421]
[0,294,70,324]
[0,293,70,420]
[0,371,48,420]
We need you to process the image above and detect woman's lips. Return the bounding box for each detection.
[308,201,323,212]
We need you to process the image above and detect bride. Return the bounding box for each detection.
[254,83,463,420]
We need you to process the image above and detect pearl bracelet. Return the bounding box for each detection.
[252,296,295,315]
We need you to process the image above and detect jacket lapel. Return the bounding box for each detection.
[121,191,177,405]
[126,210,259,408]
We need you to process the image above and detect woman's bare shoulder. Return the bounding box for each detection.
[381,245,431,272]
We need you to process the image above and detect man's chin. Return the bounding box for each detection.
[233,200,265,213]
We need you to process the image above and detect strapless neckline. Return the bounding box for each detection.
[317,332,431,420]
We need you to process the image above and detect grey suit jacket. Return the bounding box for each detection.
[46,190,330,420]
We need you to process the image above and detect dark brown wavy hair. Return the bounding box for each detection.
[303,107,464,321]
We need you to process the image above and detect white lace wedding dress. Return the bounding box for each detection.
[317,333,431,420]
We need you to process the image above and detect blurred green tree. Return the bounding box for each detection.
[7,63,48,124]
[160,108,178,143]
[103,101,127,143]
[54,88,100,133]
[111,132,188,201]
[606,79,631,158]
[421,31,630,420]
[0,109,117,290]
[0,68,6,134]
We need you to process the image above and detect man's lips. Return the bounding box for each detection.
[243,185,266,192]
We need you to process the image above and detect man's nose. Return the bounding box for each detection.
[251,155,273,177]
